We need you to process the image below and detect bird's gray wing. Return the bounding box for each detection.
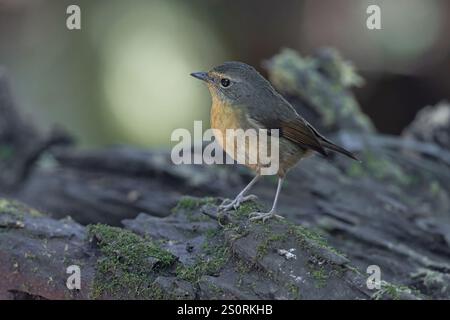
[245,88,328,156]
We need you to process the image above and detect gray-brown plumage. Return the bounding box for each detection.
[191,61,358,222]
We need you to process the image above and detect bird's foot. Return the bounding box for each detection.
[219,194,258,212]
[249,210,283,223]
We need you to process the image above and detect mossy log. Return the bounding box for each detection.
[0,196,414,299]
[0,50,449,300]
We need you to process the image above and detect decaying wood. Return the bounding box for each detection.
[403,101,450,150]
[0,50,449,300]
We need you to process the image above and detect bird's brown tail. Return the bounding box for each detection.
[320,139,360,161]
[304,122,360,161]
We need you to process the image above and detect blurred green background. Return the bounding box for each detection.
[0,0,449,147]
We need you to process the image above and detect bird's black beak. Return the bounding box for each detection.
[190,71,209,82]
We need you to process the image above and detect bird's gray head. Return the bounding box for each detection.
[190,61,272,105]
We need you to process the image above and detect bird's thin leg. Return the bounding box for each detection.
[219,175,260,211]
[249,177,285,222]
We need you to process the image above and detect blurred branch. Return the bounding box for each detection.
[0,68,72,191]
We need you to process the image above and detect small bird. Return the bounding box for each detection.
[191,62,358,222]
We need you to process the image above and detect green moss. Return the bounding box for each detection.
[413,268,444,286]
[372,281,413,300]
[234,260,253,274]
[0,144,14,160]
[176,246,230,283]
[310,267,329,288]
[87,224,176,299]
[314,48,364,88]
[172,196,217,222]
[256,233,288,259]
[203,228,220,241]
[205,282,225,299]
[346,162,365,177]
[289,224,327,246]
[147,283,167,300]
[234,201,263,218]
[285,222,343,257]
[176,227,230,284]
[172,196,216,212]
[429,181,441,197]
[224,223,249,240]
[287,283,301,299]
[0,198,42,220]
[345,265,364,277]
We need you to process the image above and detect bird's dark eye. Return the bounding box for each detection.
[220,78,231,88]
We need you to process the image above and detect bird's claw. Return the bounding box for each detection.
[219,194,258,212]
[249,211,284,223]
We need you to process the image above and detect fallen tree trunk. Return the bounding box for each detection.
[0,50,449,299]
[0,196,378,299]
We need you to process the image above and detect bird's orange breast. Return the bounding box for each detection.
[210,99,241,133]
[210,98,246,162]
[209,96,308,177]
